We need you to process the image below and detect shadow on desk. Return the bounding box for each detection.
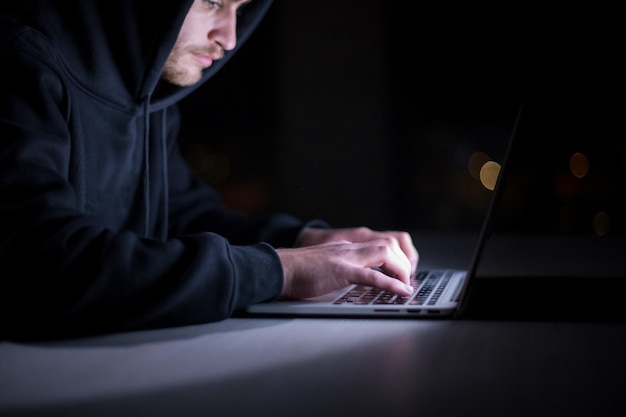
[461,276,626,323]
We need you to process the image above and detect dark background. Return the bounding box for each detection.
[178,1,623,236]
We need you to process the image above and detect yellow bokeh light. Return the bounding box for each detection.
[570,152,589,179]
[593,211,611,236]
[479,161,501,191]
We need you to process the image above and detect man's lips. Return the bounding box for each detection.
[192,53,219,67]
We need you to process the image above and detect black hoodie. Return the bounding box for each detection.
[0,0,322,340]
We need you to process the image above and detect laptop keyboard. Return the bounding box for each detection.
[332,270,452,306]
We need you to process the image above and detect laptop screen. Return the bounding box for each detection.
[475,103,626,278]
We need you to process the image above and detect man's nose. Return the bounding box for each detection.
[210,10,238,51]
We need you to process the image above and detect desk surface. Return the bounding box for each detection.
[2,234,626,417]
[3,318,626,417]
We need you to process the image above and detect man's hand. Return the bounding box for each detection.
[297,227,418,273]
[276,227,419,300]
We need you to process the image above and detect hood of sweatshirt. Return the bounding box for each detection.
[0,0,310,340]
[18,0,273,110]
[5,0,274,239]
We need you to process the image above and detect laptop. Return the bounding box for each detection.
[457,102,626,321]
[245,104,525,319]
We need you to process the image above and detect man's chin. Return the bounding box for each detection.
[161,68,203,87]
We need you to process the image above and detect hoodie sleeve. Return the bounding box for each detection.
[0,49,291,341]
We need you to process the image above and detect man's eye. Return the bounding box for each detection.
[202,0,221,8]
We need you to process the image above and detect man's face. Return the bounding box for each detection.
[162,0,251,87]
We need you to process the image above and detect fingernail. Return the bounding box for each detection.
[405,284,414,293]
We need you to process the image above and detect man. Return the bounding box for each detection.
[0,0,418,341]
